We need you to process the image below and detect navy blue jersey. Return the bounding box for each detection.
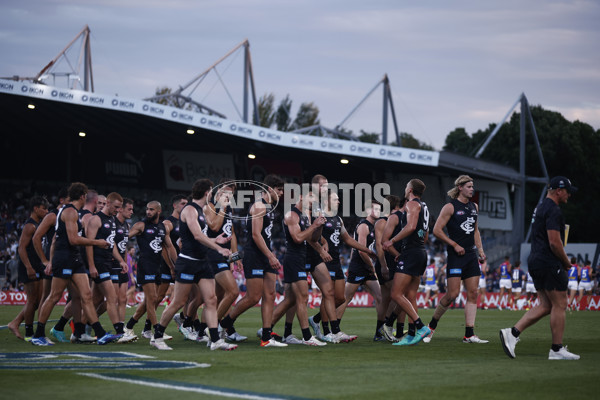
[283,207,309,256]
[54,204,82,259]
[246,198,274,254]
[512,268,526,289]
[322,215,344,261]
[390,210,405,254]
[446,199,478,255]
[19,217,43,268]
[349,219,375,269]
[114,217,130,258]
[206,203,233,250]
[179,202,208,260]
[166,215,182,254]
[528,197,565,266]
[42,208,59,259]
[92,211,116,261]
[137,218,167,264]
[78,209,92,236]
[402,199,429,251]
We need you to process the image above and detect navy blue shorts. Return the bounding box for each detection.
[446,251,480,280]
[325,260,345,281]
[175,255,214,284]
[18,261,43,284]
[52,251,87,279]
[92,256,113,284]
[346,261,376,285]
[157,261,174,284]
[207,247,233,275]
[137,260,160,285]
[375,253,397,285]
[243,248,277,279]
[529,263,568,292]
[283,253,309,283]
[396,248,427,277]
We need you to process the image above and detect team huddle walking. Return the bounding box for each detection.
[7,173,581,359]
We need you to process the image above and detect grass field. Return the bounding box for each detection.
[1,305,598,400]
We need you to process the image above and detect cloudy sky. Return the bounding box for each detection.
[1,0,598,149]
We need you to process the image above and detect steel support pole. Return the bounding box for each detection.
[513,98,527,261]
[382,75,389,145]
[243,42,249,124]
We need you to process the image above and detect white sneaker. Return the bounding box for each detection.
[463,335,489,344]
[80,333,97,343]
[283,334,304,345]
[173,314,183,328]
[256,328,283,341]
[382,325,398,342]
[218,324,226,339]
[308,316,322,339]
[141,330,153,339]
[260,338,288,348]
[336,331,357,342]
[151,337,172,350]
[549,346,580,360]
[302,336,327,346]
[117,329,138,343]
[322,333,340,343]
[422,327,435,343]
[226,332,248,342]
[179,326,198,341]
[70,333,97,343]
[196,334,210,343]
[210,338,238,351]
[499,328,519,358]
[163,333,173,341]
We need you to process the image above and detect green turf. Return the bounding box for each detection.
[1,305,598,400]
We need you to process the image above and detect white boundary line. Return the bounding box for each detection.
[78,372,307,400]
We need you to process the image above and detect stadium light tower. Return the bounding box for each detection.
[473,93,550,261]
[335,74,401,146]
[2,25,94,92]
[145,39,258,122]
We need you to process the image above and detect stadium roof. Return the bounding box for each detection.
[0,78,520,187]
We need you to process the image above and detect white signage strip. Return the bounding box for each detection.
[520,243,599,269]
[0,79,439,167]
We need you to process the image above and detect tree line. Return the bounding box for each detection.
[443,105,599,243]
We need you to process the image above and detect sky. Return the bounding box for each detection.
[1,0,599,150]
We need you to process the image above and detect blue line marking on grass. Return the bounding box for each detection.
[0,352,209,370]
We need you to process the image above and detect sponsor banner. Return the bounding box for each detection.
[472,179,513,231]
[1,78,439,168]
[163,150,235,191]
[8,290,598,311]
[0,290,68,306]
[520,243,599,268]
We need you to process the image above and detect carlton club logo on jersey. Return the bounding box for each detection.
[330,229,340,246]
[460,217,475,234]
[149,238,163,253]
[265,222,273,239]
[106,231,116,247]
[117,237,128,253]
[222,219,233,237]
